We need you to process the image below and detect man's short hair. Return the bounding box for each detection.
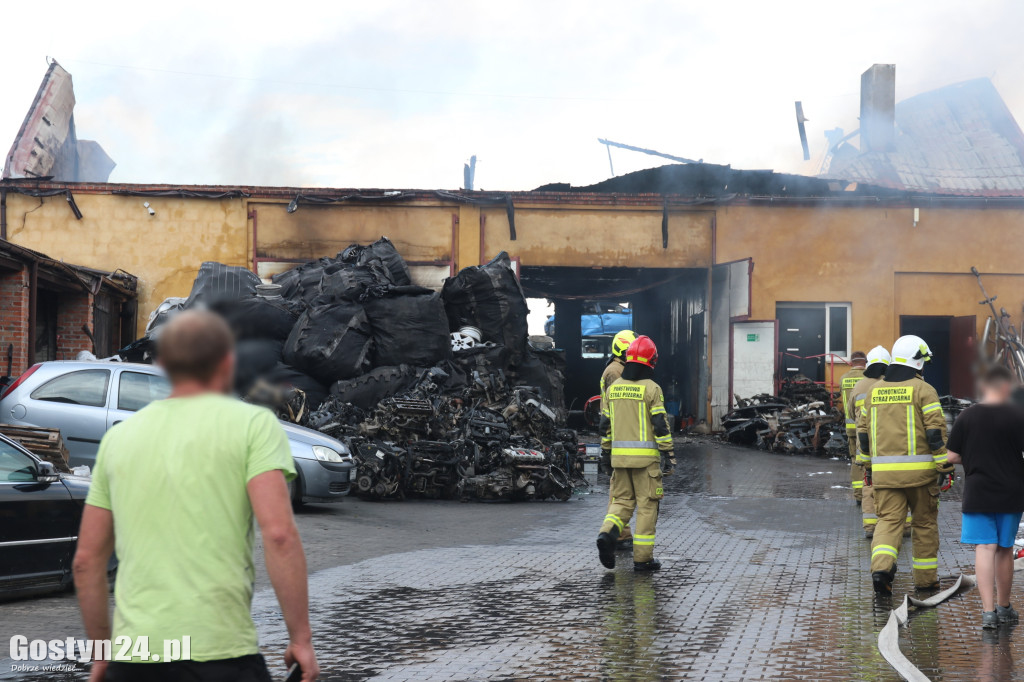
[850,351,867,363]
[981,364,1015,386]
[158,310,234,383]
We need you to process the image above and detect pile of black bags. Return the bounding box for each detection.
[136,238,566,421]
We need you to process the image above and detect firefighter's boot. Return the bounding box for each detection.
[597,529,619,569]
[872,565,897,594]
[634,558,662,572]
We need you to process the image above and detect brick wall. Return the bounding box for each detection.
[0,267,30,376]
[56,293,95,361]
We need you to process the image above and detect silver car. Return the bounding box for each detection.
[0,361,353,506]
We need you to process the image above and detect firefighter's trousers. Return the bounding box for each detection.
[600,463,663,562]
[863,484,913,535]
[848,430,863,502]
[608,483,633,542]
[850,461,865,502]
[871,484,939,588]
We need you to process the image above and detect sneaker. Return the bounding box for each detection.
[872,566,897,594]
[983,611,999,629]
[634,558,662,572]
[998,604,1019,625]
[596,533,616,569]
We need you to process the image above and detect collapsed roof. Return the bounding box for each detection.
[3,60,115,182]
[824,78,1024,197]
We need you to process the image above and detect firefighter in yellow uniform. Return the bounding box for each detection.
[851,345,891,538]
[600,329,638,550]
[857,335,953,593]
[840,351,868,504]
[597,336,675,572]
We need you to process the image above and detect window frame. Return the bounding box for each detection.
[29,369,112,408]
[0,440,40,483]
[775,302,852,362]
[116,371,171,412]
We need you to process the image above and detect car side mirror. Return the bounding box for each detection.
[36,461,60,483]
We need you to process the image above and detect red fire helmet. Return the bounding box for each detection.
[625,335,658,368]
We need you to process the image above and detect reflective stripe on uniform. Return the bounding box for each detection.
[870,407,878,458]
[633,534,655,546]
[922,402,942,414]
[612,440,657,450]
[912,557,938,570]
[650,406,667,416]
[871,454,935,472]
[863,515,878,525]
[933,452,948,464]
[851,480,864,489]
[604,514,624,531]
[872,544,899,559]
[856,453,871,464]
[639,402,648,442]
[906,405,915,458]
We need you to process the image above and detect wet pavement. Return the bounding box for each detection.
[3,440,1024,680]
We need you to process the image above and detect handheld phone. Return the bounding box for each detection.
[284,663,303,682]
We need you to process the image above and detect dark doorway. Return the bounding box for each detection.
[777,306,826,380]
[900,315,976,398]
[520,266,707,421]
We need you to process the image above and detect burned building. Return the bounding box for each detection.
[4,67,1024,429]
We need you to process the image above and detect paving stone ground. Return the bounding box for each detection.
[3,439,1023,680]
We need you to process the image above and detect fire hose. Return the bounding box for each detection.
[877,574,977,681]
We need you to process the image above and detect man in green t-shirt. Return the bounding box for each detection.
[73,310,319,682]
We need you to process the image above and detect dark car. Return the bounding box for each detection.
[0,435,93,599]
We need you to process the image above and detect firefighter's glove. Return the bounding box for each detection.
[863,469,872,487]
[599,449,612,476]
[661,452,676,477]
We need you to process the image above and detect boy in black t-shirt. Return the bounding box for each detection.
[947,365,1024,629]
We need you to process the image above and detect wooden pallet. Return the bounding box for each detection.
[0,424,71,473]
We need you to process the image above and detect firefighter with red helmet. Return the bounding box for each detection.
[600,329,638,550]
[597,335,675,572]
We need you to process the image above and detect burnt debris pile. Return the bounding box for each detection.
[129,238,581,502]
[721,376,847,456]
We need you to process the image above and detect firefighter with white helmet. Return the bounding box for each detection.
[857,335,952,593]
[597,335,675,572]
[851,345,910,538]
[599,329,638,549]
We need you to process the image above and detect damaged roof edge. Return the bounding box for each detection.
[0,236,137,297]
[6,176,1024,209]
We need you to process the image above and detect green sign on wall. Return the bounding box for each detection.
[746,333,759,342]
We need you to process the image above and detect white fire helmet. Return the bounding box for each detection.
[890,335,933,371]
[866,345,892,368]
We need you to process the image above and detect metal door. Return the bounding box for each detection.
[949,315,977,399]
[777,307,826,380]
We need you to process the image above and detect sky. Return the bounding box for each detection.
[4,0,1024,191]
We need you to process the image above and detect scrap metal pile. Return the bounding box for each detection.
[128,239,582,502]
[722,376,848,456]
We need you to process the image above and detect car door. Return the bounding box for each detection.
[0,441,79,588]
[25,369,111,467]
[106,369,171,429]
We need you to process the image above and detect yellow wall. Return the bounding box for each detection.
[715,204,1024,352]
[6,192,248,335]
[10,188,1024,358]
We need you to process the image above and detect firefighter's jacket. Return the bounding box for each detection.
[856,376,948,489]
[600,378,673,468]
[600,358,625,413]
[850,375,881,448]
[840,367,866,432]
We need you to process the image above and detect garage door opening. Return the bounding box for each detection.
[520,266,708,423]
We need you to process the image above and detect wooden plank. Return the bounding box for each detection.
[0,424,70,473]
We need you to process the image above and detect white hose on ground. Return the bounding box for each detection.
[878,574,973,681]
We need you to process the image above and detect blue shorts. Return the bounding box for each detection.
[961,512,1023,547]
